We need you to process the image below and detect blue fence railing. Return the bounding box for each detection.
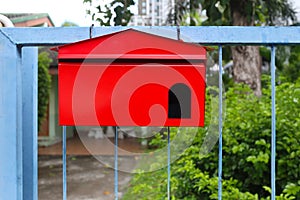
[1,26,300,200]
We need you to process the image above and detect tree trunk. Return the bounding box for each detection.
[231,45,262,96]
[230,1,262,96]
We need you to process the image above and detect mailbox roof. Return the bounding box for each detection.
[55,29,206,60]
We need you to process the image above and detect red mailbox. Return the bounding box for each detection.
[55,29,206,127]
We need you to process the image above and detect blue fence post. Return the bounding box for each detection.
[218,45,223,200]
[22,47,38,200]
[0,30,23,200]
[271,46,276,200]
[62,126,67,200]
[115,126,119,200]
[167,127,171,200]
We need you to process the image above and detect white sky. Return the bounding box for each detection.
[292,0,300,20]
[1,0,300,27]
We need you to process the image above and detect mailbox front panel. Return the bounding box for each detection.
[58,62,205,127]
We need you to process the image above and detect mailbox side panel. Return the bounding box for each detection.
[58,63,78,125]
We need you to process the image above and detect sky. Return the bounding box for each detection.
[1,0,300,27]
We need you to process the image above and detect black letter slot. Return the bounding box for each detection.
[168,83,191,119]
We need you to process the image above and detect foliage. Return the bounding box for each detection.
[173,0,296,26]
[260,45,300,83]
[123,78,300,199]
[173,0,297,96]
[38,52,52,131]
[281,46,300,82]
[84,0,134,26]
[160,0,297,26]
[61,21,78,27]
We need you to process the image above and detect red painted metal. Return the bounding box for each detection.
[56,29,206,126]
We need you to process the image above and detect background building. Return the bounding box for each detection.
[129,0,175,26]
[0,13,54,27]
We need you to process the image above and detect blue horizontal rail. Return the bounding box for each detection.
[1,26,300,46]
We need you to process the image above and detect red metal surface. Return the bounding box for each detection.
[57,29,206,60]
[56,29,206,126]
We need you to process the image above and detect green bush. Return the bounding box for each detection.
[123,77,300,199]
[38,52,51,131]
[280,46,300,82]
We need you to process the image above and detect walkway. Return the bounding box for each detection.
[38,133,146,199]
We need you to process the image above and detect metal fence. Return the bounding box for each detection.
[1,26,300,200]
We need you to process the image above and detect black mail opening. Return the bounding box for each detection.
[168,83,191,119]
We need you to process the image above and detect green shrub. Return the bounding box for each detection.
[38,52,51,131]
[123,77,300,199]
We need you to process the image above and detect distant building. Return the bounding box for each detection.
[129,0,175,26]
[0,13,54,27]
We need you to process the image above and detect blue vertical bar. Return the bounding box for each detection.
[62,126,67,200]
[115,127,119,200]
[22,47,38,200]
[218,45,223,200]
[167,127,171,200]
[0,32,23,200]
[271,46,276,200]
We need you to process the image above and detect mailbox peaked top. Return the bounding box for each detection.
[55,29,206,60]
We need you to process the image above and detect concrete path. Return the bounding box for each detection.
[38,156,137,200]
